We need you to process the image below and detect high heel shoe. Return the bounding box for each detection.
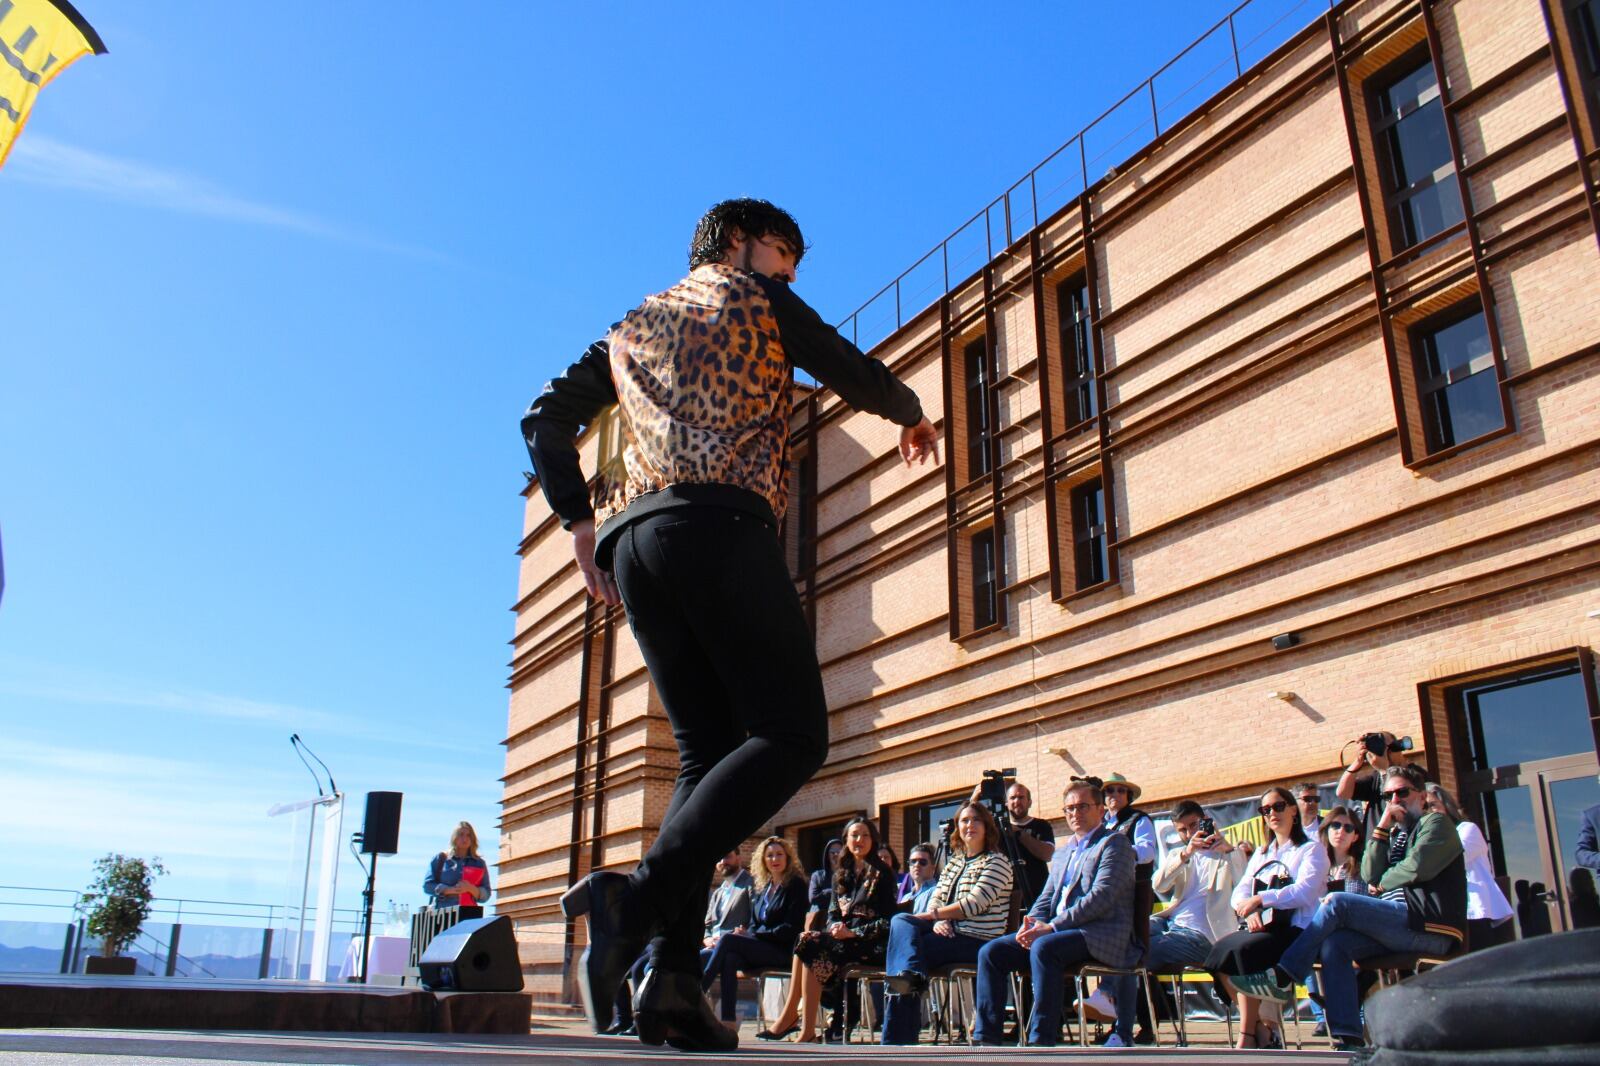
[559,871,646,1034]
[756,1023,799,1040]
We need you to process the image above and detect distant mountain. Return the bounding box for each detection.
[0,943,63,973]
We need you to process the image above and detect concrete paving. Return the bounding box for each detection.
[0,1024,1350,1065]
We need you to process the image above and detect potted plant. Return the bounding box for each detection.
[81,853,166,975]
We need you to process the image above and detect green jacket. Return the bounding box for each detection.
[1362,810,1468,942]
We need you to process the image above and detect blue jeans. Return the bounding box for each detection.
[1113,914,1213,1035]
[975,928,1102,1046]
[880,914,985,1045]
[1275,892,1454,1040]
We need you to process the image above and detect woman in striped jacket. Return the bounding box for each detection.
[879,802,1015,1044]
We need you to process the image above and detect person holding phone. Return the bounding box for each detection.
[1119,800,1247,1043]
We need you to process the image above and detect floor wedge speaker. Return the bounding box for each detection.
[418,915,524,992]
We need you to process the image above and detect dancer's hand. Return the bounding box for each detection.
[571,519,620,605]
[899,417,940,467]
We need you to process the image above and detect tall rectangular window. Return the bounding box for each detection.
[1568,0,1600,128]
[782,449,815,580]
[1056,276,1097,427]
[964,336,992,478]
[1071,479,1109,590]
[1370,47,1464,250]
[970,526,997,629]
[1411,302,1503,453]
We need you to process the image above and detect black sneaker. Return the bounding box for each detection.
[1133,1027,1155,1045]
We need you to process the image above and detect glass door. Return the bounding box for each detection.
[1451,656,1600,937]
[1479,754,1600,935]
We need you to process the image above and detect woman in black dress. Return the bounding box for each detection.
[760,818,897,1042]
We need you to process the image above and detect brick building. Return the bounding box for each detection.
[500,0,1600,1006]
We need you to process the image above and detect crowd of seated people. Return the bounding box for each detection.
[601,732,1558,1051]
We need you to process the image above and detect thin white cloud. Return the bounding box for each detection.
[7,134,450,262]
[0,656,490,756]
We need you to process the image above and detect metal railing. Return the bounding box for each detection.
[1,885,366,979]
[835,0,1338,354]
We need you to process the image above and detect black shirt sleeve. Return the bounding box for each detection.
[753,275,924,427]
[520,339,619,530]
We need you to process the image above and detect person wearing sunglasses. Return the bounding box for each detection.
[1235,765,1466,1053]
[1302,807,1368,1036]
[900,845,940,908]
[1202,786,1327,1049]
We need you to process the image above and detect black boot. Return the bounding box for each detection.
[559,871,647,1034]
[631,966,738,1052]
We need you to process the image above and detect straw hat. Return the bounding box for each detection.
[1102,772,1142,802]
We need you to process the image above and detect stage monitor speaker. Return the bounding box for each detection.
[418,915,524,992]
[360,790,402,855]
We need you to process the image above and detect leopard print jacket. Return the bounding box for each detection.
[594,263,793,530]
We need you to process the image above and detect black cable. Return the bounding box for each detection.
[289,734,324,797]
[295,734,337,795]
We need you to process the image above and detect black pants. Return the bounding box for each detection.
[701,933,792,1021]
[613,508,830,970]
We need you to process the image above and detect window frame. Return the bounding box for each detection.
[1365,44,1465,253]
[1407,299,1506,456]
[1069,477,1109,592]
[1054,273,1097,430]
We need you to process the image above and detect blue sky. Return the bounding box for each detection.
[1,1,1321,928]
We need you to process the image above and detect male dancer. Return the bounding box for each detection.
[523,199,938,1050]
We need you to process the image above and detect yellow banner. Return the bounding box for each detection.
[0,0,105,169]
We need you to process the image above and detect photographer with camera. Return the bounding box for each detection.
[968,773,1055,908]
[1337,731,1414,830]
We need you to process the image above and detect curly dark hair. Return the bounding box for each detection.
[688,198,808,269]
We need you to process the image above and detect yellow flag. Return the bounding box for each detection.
[0,0,105,170]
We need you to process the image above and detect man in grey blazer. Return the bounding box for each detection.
[974,777,1140,1047]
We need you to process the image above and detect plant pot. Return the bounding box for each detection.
[85,955,137,976]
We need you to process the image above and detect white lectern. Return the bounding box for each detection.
[267,791,343,980]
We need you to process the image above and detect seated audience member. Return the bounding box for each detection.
[1574,801,1599,872]
[1099,773,1156,1039]
[1203,785,1328,1050]
[809,837,844,915]
[760,819,898,1043]
[880,804,1014,1044]
[1295,784,1323,838]
[701,837,809,1031]
[1238,765,1466,1053]
[969,778,1056,908]
[1305,805,1366,1036]
[1424,783,1513,951]
[900,843,940,907]
[973,777,1139,1048]
[879,844,911,901]
[611,849,750,1035]
[1121,800,1247,1044]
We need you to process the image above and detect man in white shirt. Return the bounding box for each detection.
[1119,800,1247,1043]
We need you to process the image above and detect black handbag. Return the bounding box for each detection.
[1240,858,1294,933]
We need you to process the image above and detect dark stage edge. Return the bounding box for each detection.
[0,974,531,1034]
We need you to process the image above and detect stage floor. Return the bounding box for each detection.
[0,1025,1348,1064]
[0,974,530,1034]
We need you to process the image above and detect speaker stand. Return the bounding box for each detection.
[358,853,378,984]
